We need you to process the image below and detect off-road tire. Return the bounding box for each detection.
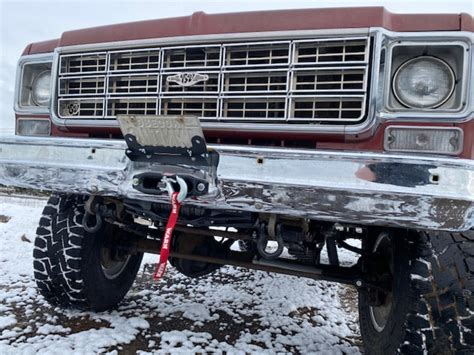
[359,230,474,354]
[33,194,143,311]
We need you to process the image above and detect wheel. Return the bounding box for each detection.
[33,194,143,311]
[358,229,474,354]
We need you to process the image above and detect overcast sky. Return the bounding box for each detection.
[1,0,473,134]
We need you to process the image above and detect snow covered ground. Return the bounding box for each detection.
[0,195,361,354]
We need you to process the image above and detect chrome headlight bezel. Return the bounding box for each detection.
[384,39,470,115]
[14,54,53,114]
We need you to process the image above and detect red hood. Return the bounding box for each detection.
[26,7,473,54]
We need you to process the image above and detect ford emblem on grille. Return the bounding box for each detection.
[166,72,209,87]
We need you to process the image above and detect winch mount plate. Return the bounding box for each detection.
[117,115,217,167]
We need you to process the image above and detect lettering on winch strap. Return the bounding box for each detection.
[153,192,182,280]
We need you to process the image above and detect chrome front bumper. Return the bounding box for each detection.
[0,136,473,231]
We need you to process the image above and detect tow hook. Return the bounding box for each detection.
[82,195,103,233]
[256,217,284,259]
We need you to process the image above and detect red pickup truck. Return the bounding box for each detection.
[1,7,473,354]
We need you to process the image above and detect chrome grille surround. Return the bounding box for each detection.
[56,36,371,123]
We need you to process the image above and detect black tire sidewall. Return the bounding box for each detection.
[358,232,414,355]
[81,223,143,311]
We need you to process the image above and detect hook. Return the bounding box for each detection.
[162,176,188,203]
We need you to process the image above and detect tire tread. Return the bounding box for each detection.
[399,231,474,354]
[33,194,87,308]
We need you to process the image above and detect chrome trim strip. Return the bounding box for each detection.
[57,28,370,53]
[0,136,473,231]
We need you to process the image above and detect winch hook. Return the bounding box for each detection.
[162,175,188,203]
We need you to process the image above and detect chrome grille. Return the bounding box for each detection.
[291,96,364,121]
[163,46,221,69]
[294,38,368,64]
[59,98,104,118]
[223,97,287,120]
[59,53,107,74]
[108,74,159,95]
[56,36,370,123]
[108,97,157,116]
[59,76,105,96]
[109,49,160,72]
[161,98,218,117]
[225,42,290,67]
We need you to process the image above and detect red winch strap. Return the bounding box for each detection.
[153,191,181,280]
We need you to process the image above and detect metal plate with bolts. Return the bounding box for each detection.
[117,115,204,149]
[117,115,214,166]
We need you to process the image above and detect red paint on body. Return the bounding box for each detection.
[24,7,473,54]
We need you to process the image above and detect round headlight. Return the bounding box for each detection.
[392,56,455,109]
[31,70,51,106]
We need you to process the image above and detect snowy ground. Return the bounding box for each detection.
[0,195,361,354]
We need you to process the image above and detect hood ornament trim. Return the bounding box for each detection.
[166,72,209,87]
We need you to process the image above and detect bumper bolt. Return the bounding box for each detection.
[355,280,362,287]
[196,182,206,192]
[132,178,140,186]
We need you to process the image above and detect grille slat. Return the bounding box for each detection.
[59,76,105,96]
[109,49,160,72]
[58,98,104,118]
[108,74,159,95]
[57,36,370,123]
[60,53,107,75]
[107,97,157,116]
[161,98,218,118]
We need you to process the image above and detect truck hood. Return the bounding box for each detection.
[26,6,473,54]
